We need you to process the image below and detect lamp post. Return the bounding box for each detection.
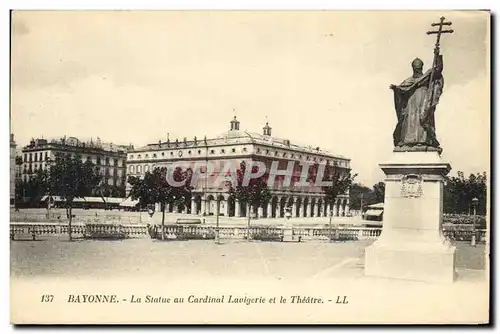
[360,193,364,217]
[329,202,334,241]
[471,197,479,246]
[46,157,53,218]
[215,195,221,244]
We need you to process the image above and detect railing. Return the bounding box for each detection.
[10,222,147,240]
[9,222,487,243]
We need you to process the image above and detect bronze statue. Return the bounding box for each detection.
[390,17,453,154]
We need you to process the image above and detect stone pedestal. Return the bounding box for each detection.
[365,151,456,283]
[282,227,294,242]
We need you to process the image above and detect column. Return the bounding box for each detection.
[257,206,263,219]
[306,199,312,217]
[318,202,323,217]
[292,199,298,218]
[335,200,339,216]
[275,198,281,218]
[299,202,305,218]
[326,203,331,217]
[267,202,272,218]
[201,199,206,216]
[235,200,241,217]
[316,201,321,217]
[345,201,350,215]
[191,200,196,215]
[223,199,229,216]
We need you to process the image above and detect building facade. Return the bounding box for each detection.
[127,117,351,218]
[10,134,16,204]
[20,136,132,192]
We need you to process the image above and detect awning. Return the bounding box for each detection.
[103,197,126,204]
[366,202,384,209]
[40,195,63,202]
[365,209,383,217]
[120,198,139,207]
[82,197,105,203]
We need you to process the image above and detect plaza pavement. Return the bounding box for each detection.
[10,238,489,324]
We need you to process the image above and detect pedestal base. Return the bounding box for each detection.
[364,151,456,284]
[365,242,456,283]
[282,227,299,242]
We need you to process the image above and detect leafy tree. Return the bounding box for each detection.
[349,183,374,211]
[228,161,272,232]
[322,165,357,213]
[128,166,192,240]
[444,171,487,215]
[372,182,386,203]
[19,169,50,205]
[47,153,101,240]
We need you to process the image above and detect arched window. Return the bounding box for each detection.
[137,165,142,173]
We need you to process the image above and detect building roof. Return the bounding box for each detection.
[22,136,133,154]
[132,129,349,161]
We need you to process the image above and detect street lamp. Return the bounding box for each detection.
[215,195,221,244]
[471,197,479,246]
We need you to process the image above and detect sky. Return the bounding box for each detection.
[11,10,490,187]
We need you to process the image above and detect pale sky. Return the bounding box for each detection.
[11,10,490,187]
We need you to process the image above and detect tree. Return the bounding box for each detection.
[320,165,356,239]
[228,161,272,235]
[372,182,386,203]
[349,183,373,211]
[21,169,50,205]
[128,166,192,240]
[48,154,101,240]
[444,171,487,215]
[322,165,357,213]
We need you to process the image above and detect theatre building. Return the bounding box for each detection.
[126,117,351,218]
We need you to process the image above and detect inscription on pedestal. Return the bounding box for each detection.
[400,174,423,198]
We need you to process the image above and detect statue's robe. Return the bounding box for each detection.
[392,55,444,149]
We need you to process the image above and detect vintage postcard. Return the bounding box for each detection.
[10,10,490,324]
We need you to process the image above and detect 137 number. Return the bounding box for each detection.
[41,295,54,303]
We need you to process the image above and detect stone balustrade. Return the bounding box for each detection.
[10,222,487,243]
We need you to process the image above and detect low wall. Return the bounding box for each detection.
[10,222,487,243]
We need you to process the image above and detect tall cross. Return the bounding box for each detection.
[426,16,453,55]
[426,16,454,99]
